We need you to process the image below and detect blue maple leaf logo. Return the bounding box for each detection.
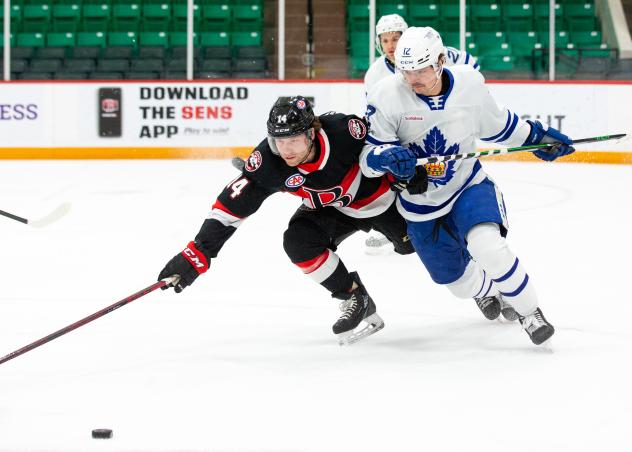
[408,127,458,186]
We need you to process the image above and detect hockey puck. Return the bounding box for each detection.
[91,428,113,439]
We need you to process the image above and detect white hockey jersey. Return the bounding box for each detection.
[363,46,478,93]
[360,65,531,222]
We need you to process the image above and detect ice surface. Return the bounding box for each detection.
[1,160,631,451]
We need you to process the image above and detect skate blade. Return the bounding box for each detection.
[337,313,385,346]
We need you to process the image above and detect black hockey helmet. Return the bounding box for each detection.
[266,96,315,138]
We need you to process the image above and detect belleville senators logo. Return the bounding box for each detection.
[101,98,119,113]
[348,118,367,140]
[245,150,263,172]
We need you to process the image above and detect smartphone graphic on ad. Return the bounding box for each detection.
[98,88,122,137]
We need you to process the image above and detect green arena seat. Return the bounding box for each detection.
[233,4,263,31]
[81,4,110,32]
[199,31,229,46]
[201,4,231,31]
[17,32,46,47]
[471,3,502,32]
[377,2,407,18]
[571,29,602,46]
[22,4,52,32]
[139,31,169,47]
[231,31,261,46]
[409,3,441,30]
[47,31,76,46]
[111,3,140,31]
[108,31,137,46]
[504,3,534,32]
[142,4,171,31]
[77,31,106,47]
[52,4,81,32]
[507,31,539,57]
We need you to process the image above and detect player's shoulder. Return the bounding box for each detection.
[242,138,287,184]
[448,65,485,90]
[319,112,368,143]
[367,73,408,113]
[364,56,388,89]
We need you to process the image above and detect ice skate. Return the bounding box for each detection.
[332,272,384,345]
[474,295,501,320]
[519,308,555,345]
[499,297,519,322]
[363,232,394,256]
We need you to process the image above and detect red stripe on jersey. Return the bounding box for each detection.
[296,250,330,274]
[298,129,329,173]
[349,176,391,208]
[181,241,209,274]
[211,199,243,218]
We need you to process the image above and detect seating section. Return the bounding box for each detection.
[0,0,267,80]
[346,0,618,80]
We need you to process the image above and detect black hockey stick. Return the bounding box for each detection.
[415,133,627,166]
[0,202,72,228]
[0,276,178,366]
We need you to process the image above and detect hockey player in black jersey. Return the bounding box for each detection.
[158,96,418,345]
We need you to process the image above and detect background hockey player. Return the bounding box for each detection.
[363,13,479,255]
[158,96,414,345]
[360,27,575,345]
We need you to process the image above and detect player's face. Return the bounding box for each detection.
[402,65,442,96]
[380,32,402,62]
[274,131,313,166]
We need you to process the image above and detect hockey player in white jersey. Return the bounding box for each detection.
[360,27,575,345]
[363,14,479,255]
[364,14,478,94]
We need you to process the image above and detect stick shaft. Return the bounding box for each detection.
[0,280,167,365]
[0,209,28,224]
[416,133,627,165]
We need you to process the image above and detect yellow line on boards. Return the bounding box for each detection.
[0,147,254,160]
[0,148,631,164]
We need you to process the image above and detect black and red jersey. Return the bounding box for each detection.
[194,112,395,258]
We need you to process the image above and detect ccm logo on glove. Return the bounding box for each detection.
[182,242,209,273]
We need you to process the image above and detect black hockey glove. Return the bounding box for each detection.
[158,241,210,293]
[387,166,428,195]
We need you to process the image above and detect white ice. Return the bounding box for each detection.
[1,159,631,452]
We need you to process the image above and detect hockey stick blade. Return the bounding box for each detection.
[0,202,71,228]
[416,133,627,166]
[28,202,72,228]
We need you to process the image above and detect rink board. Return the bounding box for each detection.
[1,79,631,163]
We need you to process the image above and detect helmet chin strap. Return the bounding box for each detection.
[427,65,444,93]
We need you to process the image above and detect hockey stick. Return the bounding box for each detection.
[0,202,72,228]
[0,276,179,366]
[415,133,627,166]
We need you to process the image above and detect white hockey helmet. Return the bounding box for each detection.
[394,26,445,71]
[375,14,408,55]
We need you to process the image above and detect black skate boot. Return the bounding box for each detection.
[499,297,519,322]
[331,272,384,345]
[519,308,555,345]
[474,295,501,320]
